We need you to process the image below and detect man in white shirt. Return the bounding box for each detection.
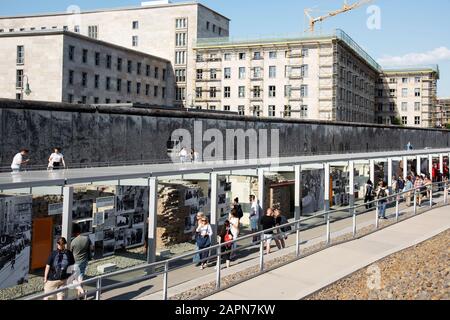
[249,195,261,243]
[179,147,188,164]
[11,149,30,173]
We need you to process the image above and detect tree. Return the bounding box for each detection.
[391,117,402,126]
[445,123,450,130]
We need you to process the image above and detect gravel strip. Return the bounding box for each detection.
[306,229,450,300]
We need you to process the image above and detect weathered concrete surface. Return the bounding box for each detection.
[1,98,449,167]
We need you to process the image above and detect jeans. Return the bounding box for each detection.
[193,244,200,264]
[378,202,387,218]
[74,261,88,279]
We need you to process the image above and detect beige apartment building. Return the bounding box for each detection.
[193,30,380,123]
[0,30,170,105]
[435,98,450,127]
[0,0,230,107]
[375,66,439,128]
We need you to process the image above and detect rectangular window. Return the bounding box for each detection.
[94,97,99,104]
[16,93,22,100]
[154,67,159,79]
[68,46,75,61]
[269,66,276,78]
[300,85,308,97]
[137,62,142,75]
[175,69,186,82]
[82,72,87,87]
[269,85,276,98]
[301,65,308,77]
[238,106,245,116]
[300,105,308,119]
[402,88,408,97]
[196,87,202,98]
[239,86,246,98]
[210,69,217,80]
[269,105,276,117]
[284,85,291,97]
[253,52,262,60]
[68,94,74,103]
[106,55,112,69]
[105,98,110,104]
[389,102,396,111]
[95,52,100,66]
[146,65,151,77]
[224,87,231,98]
[175,51,186,64]
[132,21,139,29]
[82,49,88,63]
[106,77,111,91]
[162,69,167,81]
[224,105,231,111]
[117,58,122,71]
[301,48,309,57]
[252,105,261,117]
[17,46,24,64]
[206,21,210,30]
[239,67,246,79]
[136,82,141,94]
[253,67,262,79]
[269,51,277,59]
[253,86,261,98]
[68,70,74,86]
[239,53,246,60]
[175,33,187,47]
[94,74,99,88]
[210,87,217,98]
[224,68,231,79]
[284,105,291,118]
[132,36,138,47]
[117,79,122,92]
[389,89,396,97]
[402,77,408,84]
[16,69,23,88]
[145,84,150,96]
[127,81,132,94]
[154,86,159,97]
[88,25,98,39]
[81,96,87,104]
[162,87,166,99]
[401,102,408,112]
[175,87,185,101]
[74,25,80,33]
[197,69,203,80]
[402,116,408,125]
[415,88,421,97]
[414,102,421,111]
[415,116,421,125]
[127,60,132,73]
[176,18,187,29]
[224,53,232,61]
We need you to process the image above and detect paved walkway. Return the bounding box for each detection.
[204,206,450,300]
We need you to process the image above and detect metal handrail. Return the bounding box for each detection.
[25,180,449,301]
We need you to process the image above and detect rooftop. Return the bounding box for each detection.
[196,29,382,72]
[382,65,440,77]
[0,1,230,22]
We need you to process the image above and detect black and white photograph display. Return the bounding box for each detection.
[331,167,350,206]
[301,170,325,215]
[0,195,33,290]
[72,199,94,221]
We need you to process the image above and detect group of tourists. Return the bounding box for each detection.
[193,195,291,270]
[11,148,66,172]
[179,147,200,164]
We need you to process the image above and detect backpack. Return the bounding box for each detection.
[279,216,292,233]
[397,179,405,191]
[235,205,244,219]
[378,188,387,201]
[51,251,71,281]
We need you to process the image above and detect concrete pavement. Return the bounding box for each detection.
[204,206,450,300]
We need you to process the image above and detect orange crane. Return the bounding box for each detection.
[304,0,373,33]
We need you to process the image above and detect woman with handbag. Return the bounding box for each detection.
[196,217,213,270]
[220,220,233,269]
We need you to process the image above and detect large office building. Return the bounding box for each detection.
[0,0,230,107]
[375,66,439,128]
[0,30,170,105]
[193,30,379,123]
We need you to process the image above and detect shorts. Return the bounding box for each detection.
[44,280,66,300]
[263,233,273,245]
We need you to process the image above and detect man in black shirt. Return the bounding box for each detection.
[259,208,281,254]
[43,237,75,300]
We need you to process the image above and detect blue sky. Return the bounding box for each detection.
[1,0,449,96]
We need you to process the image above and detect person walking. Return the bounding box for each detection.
[364,180,374,209]
[249,195,261,243]
[259,208,281,255]
[179,147,188,164]
[48,148,66,170]
[228,209,240,260]
[403,176,414,207]
[376,182,389,220]
[193,212,206,266]
[43,237,75,300]
[424,175,433,204]
[414,175,424,207]
[273,209,288,249]
[233,198,244,221]
[70,224,93,299]
[219,220,233,269]
[10,249,16,270]
[196,217,212,270]
[11,149,30,173]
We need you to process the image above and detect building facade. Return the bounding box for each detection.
[0,30,170,105]
[0,0,230,108]
[193,30,380,123]
[375,66,439,128]
[435,98,450,128]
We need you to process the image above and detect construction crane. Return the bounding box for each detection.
[304,0,372,33]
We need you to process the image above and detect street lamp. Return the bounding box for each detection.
[21,75,32,98]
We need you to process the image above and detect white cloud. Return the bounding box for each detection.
[378,47,450,67]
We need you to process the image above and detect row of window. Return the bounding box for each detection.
[67,70,166,98]
[377,116,421,126]
[377,102,422,112]
[197,49,309,62]
[194,105,309,118]
[205,21,225,36]
[195,85,309,99]
[67,46,166,80]
[377,88,422,98]
[196,65,309,80]
[379,77,422,84]
[67,95,154,105]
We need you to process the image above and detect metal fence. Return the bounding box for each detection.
[24,180,449,301]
